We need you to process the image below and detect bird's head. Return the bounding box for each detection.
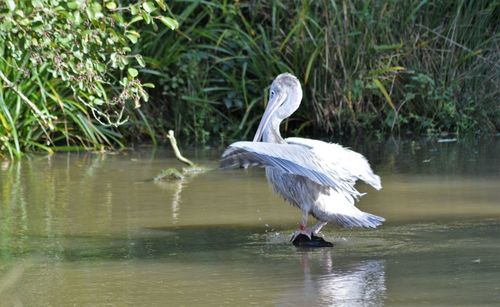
[253,73,303,142]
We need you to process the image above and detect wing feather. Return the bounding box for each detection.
[220,141,358,194]
[286,137,382,190]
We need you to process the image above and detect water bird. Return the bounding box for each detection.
[220,73,384,246]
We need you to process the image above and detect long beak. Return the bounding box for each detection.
[253,92,286,142]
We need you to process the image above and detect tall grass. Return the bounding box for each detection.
[138,0,499,143]
[0,58,122,159]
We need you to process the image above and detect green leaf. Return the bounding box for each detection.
[143,83,155,88]
[373,78,396,111]
[140,89,149,102]
[130,4,139,15]
[105,1,117,10]
[6,0,16,11]
[128,68,139,78]
[93,98,105,105]
[373,43,403,52]
[142,11,151,24]
[125,34,137,44]
[151,20,158,31]
[155,0,167,11]
[67,1,79,9]
[120,56,129,67]
[142,2,156,13]
[159,16,179,30]
[32,0,43,8]
[94,2,102,11]
[135,54,145,67]
[125,30,140,44]
[129,15,143,25]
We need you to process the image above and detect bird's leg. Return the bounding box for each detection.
[299,212,308,232]
[290,212,312,241]
[307,221,328,236]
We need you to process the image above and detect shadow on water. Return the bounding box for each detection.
[37,225,279,262]
[5,217,499,263]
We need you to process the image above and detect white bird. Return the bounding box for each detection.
[220,73,384,243]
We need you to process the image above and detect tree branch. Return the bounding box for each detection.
[166,130,195,167]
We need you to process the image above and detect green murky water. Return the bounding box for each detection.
[1,139,499,306]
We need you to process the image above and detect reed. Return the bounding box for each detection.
[139,0,499,143]
[0,59,121,159]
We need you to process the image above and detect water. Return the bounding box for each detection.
[0,139,499,306]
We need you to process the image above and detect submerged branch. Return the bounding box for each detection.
[166,130,195,167]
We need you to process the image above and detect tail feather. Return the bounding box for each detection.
[313,188,385,229]
[331,212,385,229]
[362,173,382,190]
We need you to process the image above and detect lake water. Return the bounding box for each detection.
[0,138,499,306]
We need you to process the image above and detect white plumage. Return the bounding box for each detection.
[286,137,382,190]
[220,73,384,239]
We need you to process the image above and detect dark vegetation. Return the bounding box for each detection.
[1,0,499,158]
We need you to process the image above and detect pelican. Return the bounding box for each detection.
[220,73,384,245]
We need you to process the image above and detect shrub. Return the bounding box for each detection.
[0,0,177,158]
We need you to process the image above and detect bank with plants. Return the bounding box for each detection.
[1,0,498,158]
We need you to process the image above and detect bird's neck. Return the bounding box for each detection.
[263,117,285,144]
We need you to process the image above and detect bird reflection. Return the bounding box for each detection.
[278,250,386,306]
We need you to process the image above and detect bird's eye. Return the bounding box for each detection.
[270,90,275,97]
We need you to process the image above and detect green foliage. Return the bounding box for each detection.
[138,0,498,143]
[0,0,176,158]
[1,0,497,157]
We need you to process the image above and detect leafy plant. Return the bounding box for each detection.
[0,0,177,158]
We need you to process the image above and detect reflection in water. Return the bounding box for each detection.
[153,169,201,224]
[154,176,185,224]
[170,179,183,223]
[0,255,41,297]
[278,250,385,306]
